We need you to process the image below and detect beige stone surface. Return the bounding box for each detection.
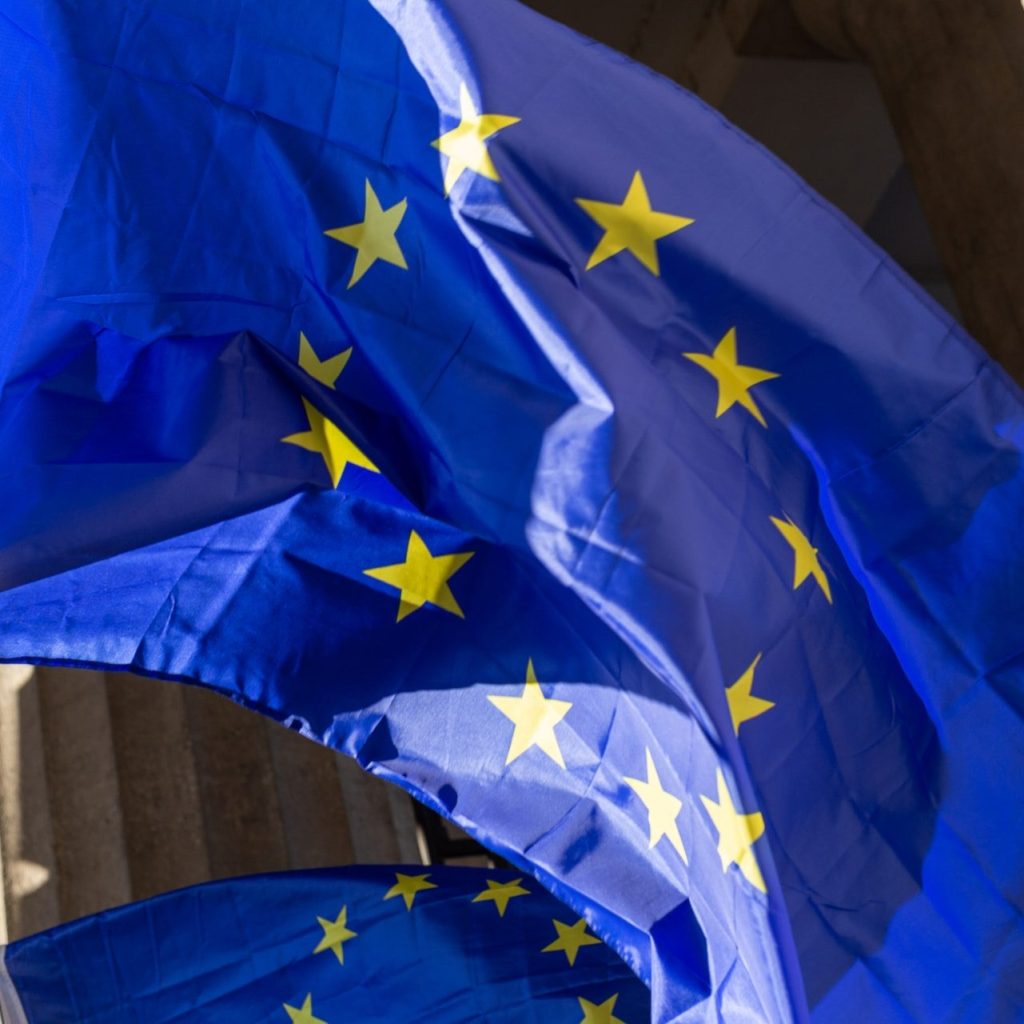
[105,677,210,900]
[792,0,1024,380]
[35,669,132,925]
[0,669,421,939]
[267,720,356,869]
[0,666,58,942]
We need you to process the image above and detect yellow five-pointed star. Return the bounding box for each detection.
[432,82,520,195]
[576,170,693,275]
[363,530,475,622]
[384,872,437,911]
[488,658,573,768]
[282,397,378,488]
[298,331,351,388]
[324,178,408,288]
[313,905,357,964]
[770,515,832,604]
[683,327,779,427]
[472,877,529,917]
[542,917,602,966]
[725,652,774,735]
[283,994,327,1024]
[700,769,767,893]
[624,748,687,863]
[577,994,626,1024]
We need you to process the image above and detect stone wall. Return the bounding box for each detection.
[0,666,420,943]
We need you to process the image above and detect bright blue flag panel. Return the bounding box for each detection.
[0,865,650,1022]
[2,1,1023,1022]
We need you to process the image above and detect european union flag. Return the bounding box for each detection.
[0,865,650,1021]
[2,0,1023,1022]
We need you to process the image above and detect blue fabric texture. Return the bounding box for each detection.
[2,865,649,1022]
[1,0,1022,1021]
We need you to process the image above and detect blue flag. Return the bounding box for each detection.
[2,0,1023,1021]
[0,865,650,1022]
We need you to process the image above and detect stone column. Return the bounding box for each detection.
[790,0,1024,381]
[0,666,421,941]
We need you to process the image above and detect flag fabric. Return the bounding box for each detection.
[0,864,650,1022]
[2,1,1023,1022]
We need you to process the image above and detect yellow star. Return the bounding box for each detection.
[324,178,408,288]
[624,748,687,863]
[384,872,437,911]
[281,397,378,488]
[431,82,520,195]
[363,530,475,622]
[683,327,779,427]
[699,769,767,893]
[542,917,602,966]
[770,515,832,604]
[298,332,351,388]
[313,905,357,964]
[472,877,529,917]
[725,653,774,735]
[576,170,693,275]
[488,658,573,768]
[577,994,626,1024]
[283,994,327,1024]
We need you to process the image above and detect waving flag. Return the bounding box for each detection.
[1,0,1022,1021]
[0,865,650,1022]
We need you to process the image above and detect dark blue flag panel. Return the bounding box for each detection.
[0,865,650,1022]
[1,0,1023,1021]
